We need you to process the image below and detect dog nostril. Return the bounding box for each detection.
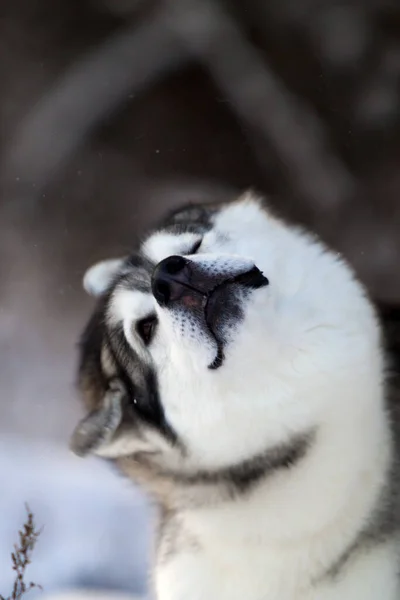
[152,255,190,307]
[153,281,170,306]
[164,255,187,275]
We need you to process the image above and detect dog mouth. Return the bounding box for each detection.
[205,267,269,369]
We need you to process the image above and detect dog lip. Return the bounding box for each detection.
[229,266,269,289]
[205,266,269,370]
[205,266,269,323]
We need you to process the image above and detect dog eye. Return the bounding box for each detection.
[188,238,202,255]
[136,315,157,345]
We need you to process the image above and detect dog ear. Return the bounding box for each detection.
[70,381,123,457]
[83,258,125,297]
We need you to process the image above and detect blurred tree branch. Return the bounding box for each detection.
[2,11,190,196]
[1,0,400,300]
[165,0,355,212]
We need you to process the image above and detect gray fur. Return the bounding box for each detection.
[321,384,400,581]
[156,509,200,566]
[72,197,400,598]
[116,429,314,511]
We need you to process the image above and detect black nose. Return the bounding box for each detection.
[152,255,190,306]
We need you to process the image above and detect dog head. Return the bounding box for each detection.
[71,192,382,503]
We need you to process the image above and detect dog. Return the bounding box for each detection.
[70,192,400,600]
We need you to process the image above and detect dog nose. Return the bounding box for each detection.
[152,255,190,306]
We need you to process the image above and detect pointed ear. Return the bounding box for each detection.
[83,258,125,297]
[70,383,123,457]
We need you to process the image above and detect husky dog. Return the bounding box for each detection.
[71,192,400,600]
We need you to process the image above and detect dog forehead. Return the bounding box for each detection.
[142,230,201,264]
[142,201,223,263]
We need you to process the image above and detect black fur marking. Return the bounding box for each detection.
[164,430,313,498]
[205,267,269,369]
[208,344,225,370]
[105,324,178,446]
[77,286,178,447]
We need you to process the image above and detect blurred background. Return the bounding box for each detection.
[1,0,400,598]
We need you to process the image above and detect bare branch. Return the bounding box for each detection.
[1,505,42,600]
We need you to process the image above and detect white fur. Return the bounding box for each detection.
[143,231,201,263]
[107,288,154,365]
[107,288,152,326]
[83,193,397,599]
[83,258,125,296]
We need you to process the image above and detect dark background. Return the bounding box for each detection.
[1,0,400,597]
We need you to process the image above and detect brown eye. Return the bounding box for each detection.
[137,315,157,345]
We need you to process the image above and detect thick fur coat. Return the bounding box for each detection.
[71,193,400,600]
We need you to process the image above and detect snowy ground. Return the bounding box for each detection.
[0,436,152,600]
